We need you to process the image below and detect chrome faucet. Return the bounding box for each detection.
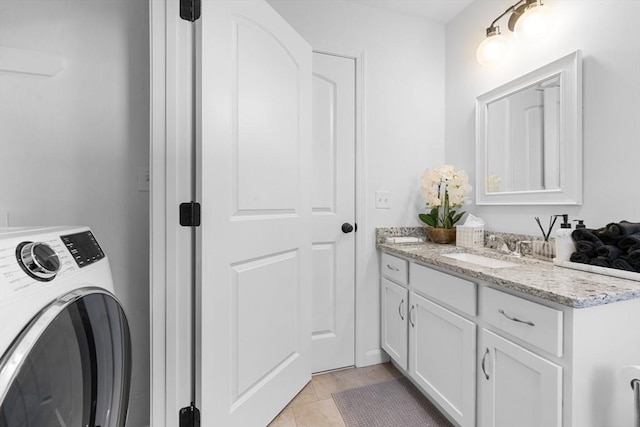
[489,235,521,257]
[514,240,532,257]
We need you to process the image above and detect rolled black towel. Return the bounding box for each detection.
[590,257,611,267]
[605,221,640,237]
[571,228,602,242]
[575,240,602,254]
[628,243,640,253]
[618,233,640,250]
[611,256,636,272]
[570,252,591,264]
[629,249,640,264]
[597,228,622,245]
[596,244,623,260]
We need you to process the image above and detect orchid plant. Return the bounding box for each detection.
[419,165,472,229]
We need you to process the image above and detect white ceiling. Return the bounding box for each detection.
[344,0,474,24]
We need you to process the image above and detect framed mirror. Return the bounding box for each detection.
[476,50,582,205]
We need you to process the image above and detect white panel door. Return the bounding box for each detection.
[311,52,356,373]
[196,2,312,425]
[480,329,562,427]
[409,292,476,427]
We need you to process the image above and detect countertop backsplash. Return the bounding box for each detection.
[375,227,427,245]
[375,227,551,258]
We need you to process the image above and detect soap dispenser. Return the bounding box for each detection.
[554,214,575,264]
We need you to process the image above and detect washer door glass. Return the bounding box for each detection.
[0,290,131,427]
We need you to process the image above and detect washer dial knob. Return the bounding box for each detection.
[19,242,61,280]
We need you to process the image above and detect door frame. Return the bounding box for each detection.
[150,0,195,425]
[311,44,369,368]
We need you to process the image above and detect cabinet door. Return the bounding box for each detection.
[409,292,476,427]
[381,278,408,370]
[480,329,562,427]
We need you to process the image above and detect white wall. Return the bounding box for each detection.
[268,0,445,365]
[0,1,150,425]
[446,0,640,234]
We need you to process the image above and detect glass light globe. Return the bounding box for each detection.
[514,5,552,40]
[476,34,510,66]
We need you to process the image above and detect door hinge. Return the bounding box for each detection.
[179,402,200,427]
[179,202,201,227]
[179,0,201,22]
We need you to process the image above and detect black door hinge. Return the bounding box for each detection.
[180,202,201,227]
[179,402,200,427]
[180,0,201,22]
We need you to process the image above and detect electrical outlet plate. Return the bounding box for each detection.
[375,191,390,209]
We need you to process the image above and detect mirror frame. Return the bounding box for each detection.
[476,50,582,205]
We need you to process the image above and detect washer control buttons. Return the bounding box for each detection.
[17,242,61,281]
[60,231,104,267]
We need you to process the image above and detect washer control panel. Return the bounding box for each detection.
[0,227,105,302]
[60,231,105,268]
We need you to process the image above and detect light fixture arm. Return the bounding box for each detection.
[485,0,540,35]
[489,2,521,30]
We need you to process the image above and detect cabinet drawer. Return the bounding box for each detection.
[382,253,408,285]
[483,287,563,357]
[409,263,477,316]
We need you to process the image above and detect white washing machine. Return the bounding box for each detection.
[0,226,131,427]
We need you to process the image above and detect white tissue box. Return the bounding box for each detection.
[456,225,484,248]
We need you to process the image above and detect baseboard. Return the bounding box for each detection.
[357,348,390,367]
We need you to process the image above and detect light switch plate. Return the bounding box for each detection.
[375,191,390,209]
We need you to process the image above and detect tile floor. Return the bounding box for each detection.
[268,362,405,427]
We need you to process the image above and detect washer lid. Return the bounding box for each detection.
[0,288,131,427]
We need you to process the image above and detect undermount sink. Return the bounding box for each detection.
[442,252,519,269]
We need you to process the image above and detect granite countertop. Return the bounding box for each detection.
[378,240,640,309]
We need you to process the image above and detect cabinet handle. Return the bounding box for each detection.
[631,378,640,426]
[386,264,400,271]
[481,348,490,380]
[498,309,535,326]
[409,305,415,327]
[398,298,405,320]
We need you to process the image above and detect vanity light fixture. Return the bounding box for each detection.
[476,0,551,65]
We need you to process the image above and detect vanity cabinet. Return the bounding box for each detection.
[380,248,640,427]
[479,286,563,427]
[380,254,477,427]
[381,253,409,370]
[409,291,476,427]
[480,329,562,427]
[381,278,408,370]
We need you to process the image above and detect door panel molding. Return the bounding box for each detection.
[232,16,302,216]
[311,73,338,214]
[311,242,337,337]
